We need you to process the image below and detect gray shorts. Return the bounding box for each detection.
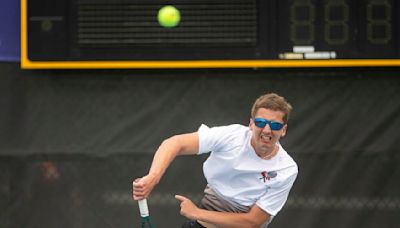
[199,185,273,228]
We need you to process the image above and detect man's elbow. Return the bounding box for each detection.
[242,217,267,228]
[244,212,270,228]
[158,136,181,153]
[248,220,265,228]
[165,133,198,155]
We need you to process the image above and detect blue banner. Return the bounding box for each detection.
[0,0,20,62]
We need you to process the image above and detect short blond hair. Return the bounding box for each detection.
[251,93,293,123]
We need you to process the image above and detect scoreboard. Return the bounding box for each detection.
[278,0,397,59]
[21,0,400,69]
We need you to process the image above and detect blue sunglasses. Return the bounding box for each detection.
[253,118,285,131]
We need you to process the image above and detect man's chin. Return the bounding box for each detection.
[260,140,273,148]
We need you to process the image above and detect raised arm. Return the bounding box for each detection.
[132,132,199,200]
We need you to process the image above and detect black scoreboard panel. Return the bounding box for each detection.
[277,0,398,59]
[22,0,400,69]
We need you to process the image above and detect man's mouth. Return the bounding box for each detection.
[261,135,272,142]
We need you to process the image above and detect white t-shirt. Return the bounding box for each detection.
[198,124,298,216]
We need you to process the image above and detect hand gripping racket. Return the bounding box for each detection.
[138,199,154,228]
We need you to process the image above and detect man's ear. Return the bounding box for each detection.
[281,124,288,137]
[249,118,253,130]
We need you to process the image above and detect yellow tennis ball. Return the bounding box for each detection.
[157,5,181,28]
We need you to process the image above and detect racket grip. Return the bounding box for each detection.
[138,199,150,217]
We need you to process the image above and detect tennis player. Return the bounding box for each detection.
[133,93,298,228]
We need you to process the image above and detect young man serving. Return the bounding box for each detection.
[133,93,298,228]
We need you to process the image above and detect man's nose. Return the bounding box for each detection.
[261,123,272,133]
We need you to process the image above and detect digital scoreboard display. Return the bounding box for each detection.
[22,0,400,69]
[277,0,397,60]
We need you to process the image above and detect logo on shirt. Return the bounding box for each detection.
[260,171,277,182]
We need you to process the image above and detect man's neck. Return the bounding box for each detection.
[258,144,278,160]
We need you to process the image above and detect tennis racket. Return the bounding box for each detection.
[138,199,154,228]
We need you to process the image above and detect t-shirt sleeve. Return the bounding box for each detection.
[256,167,298,216]
[197,124,244,154]
[197,124,223,154]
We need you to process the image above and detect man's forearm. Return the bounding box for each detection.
[196,209,262,228]
[148,134,199,182]
[134,133,199,200]
[133,138,182,199]
[148,139,178,180]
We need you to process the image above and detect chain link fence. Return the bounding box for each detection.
[1,153,399,228]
